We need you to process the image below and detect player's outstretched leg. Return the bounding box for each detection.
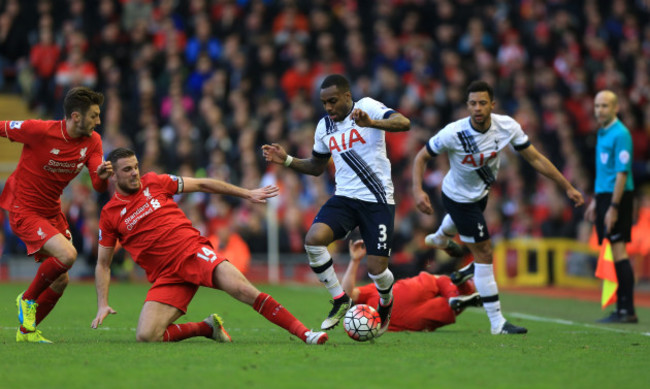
[204,313,232,342]
[253,293,329,345]
[16,292,38,332]
[450,262,475,285]
[449,292,483,313]
[16,328,52,344]
[321,294,351,330]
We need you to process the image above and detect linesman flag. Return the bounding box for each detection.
[594,240,617,309]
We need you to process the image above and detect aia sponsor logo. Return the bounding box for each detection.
[328,128,366,153]
[461,152,497,167]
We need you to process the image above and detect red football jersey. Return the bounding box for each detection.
[98,172,204,282]
[0,120,106,216]
[356,272,459,332]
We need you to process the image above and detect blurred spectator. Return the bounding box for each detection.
[0,0,648,284]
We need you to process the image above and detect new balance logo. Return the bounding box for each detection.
[377,243,387,250]
[37,227,46,240]
[120,207,127,217]
[50,148,60,155]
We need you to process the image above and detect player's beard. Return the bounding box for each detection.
[81,117,96,137]
[117,178,141,195]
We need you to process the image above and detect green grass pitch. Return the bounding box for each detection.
[1,282,649,389]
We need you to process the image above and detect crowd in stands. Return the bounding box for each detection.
[1,0,649,279]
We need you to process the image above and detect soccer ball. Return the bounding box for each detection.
[343,304,381,342]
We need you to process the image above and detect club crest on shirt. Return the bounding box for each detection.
[120,207,127,217]
[600,153,609,164]
[143,187,151,199]
[50,148,60,155]
[79,147,87,160]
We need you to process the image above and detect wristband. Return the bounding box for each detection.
[610,202,619,209]
[283,155,294,167]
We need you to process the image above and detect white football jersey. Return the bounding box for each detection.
[427,113,530,203]
[313,97,396,204]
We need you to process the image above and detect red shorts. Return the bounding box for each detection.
[8,211,71,259]
[145,242,228,313]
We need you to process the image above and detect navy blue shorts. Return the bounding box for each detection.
[442,192,490,243]
[313,195,395,256]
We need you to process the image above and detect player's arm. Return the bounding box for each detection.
[86,145,112,192]
[352,110,410,133]
[0,120,44,144]
[341,240,365,302]
[262,143,330,176]
[518,144,584,207]
[412,146,435,215]
[604,171,628,233]
[181,176,279,203]
[91,245,117,329]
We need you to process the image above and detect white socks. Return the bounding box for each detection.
[368,268,394,306]
[305,245,344,298]
[474,263,506,331]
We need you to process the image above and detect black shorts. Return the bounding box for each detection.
[312,195,395,257]
[442,192,490,243]
[595,191,634,244]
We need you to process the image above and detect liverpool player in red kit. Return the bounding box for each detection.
[91,148,328,345]
[342,240,482,332]
[1,87,112,343]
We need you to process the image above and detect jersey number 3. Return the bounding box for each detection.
[197,246,217,263]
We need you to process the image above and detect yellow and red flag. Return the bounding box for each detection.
[594,240,617,309]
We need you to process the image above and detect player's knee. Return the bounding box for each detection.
[136,328,163,342]
[58,246,77,267]
[305,244,330,266]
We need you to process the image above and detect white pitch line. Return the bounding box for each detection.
[465,310,650,337]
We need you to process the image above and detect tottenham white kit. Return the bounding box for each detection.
[426,113,530,203]
[313,97,396,205]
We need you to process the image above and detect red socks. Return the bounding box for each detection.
[163,321,213,342]
[24,257,70,301]
[35,287,63,326]
[253,293,309,341]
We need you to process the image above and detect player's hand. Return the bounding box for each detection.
[348,239,366,262]
[351,109,374,127]
[604,207,618,234]
[97,161,113,180]
[414,188,434,215]
[566,187,584,207]
[91,306,117,329]
[247,185,280,203]
[584,199,596,222]
[261,143,288,165]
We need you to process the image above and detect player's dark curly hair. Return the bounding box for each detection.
[320,74,350,92]
[63,87,104,119]
[466,80,494,101]
[106,147,136,166]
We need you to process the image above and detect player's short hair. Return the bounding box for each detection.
[320,74,350,92]
[63,87,105,119]
[466,80,494,101]
[106,147,136,166]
